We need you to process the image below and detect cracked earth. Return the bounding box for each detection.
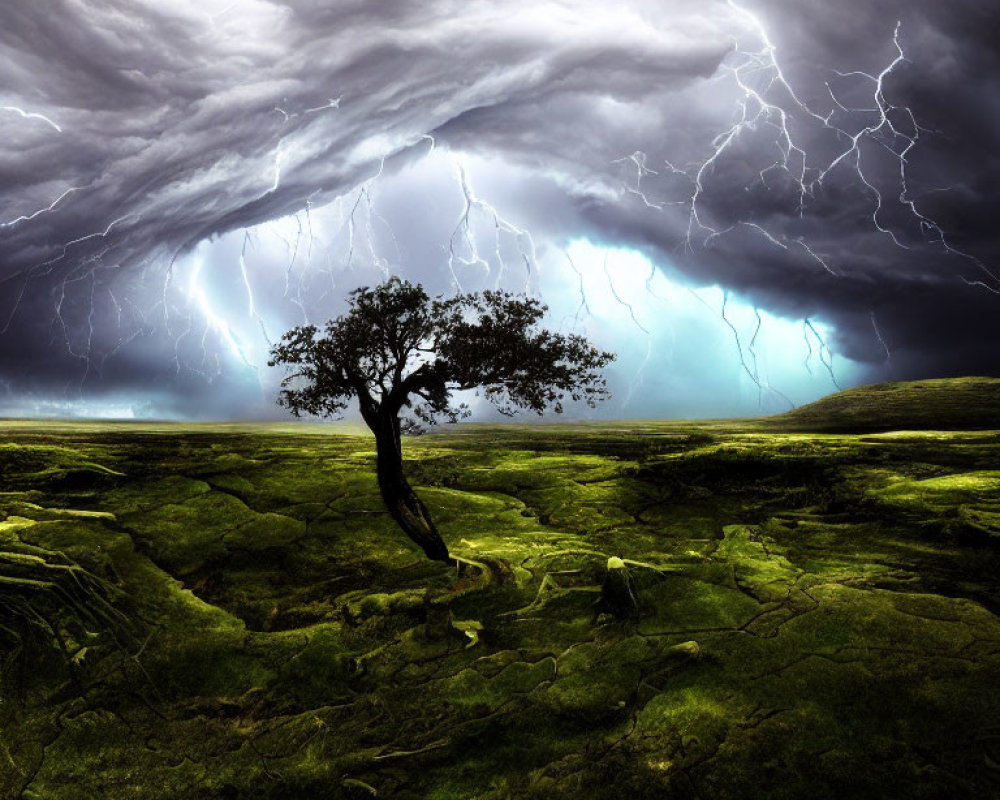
[2,423,1000,798]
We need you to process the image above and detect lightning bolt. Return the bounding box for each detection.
[0,212,140,367]
[35,214,139,274]
[621,338,655,413]
[362,164,400,281]
[267,141,285,195]
[45,250,133,390]
[727,3,995,290]
[600,1,998,401]
[563,250,593,326]
[273,104,292,124]
[0,105,62,133]
[1,187,81,229]
[332,156,390,283]
[277,213,310,323]
[613,151,675,210]
[447,161,537,294]
[0,73,345,391]
[870,310,893,375]
[747,307,763,405]
[187,253,255,369]
[684,288,794,410]
[804,318,841,390]
[802,321,814,375]
[238,231,272,345]
[603,252,648,334]
[304,96,342,114]
[674,3,842,254]
[720,292,759,389]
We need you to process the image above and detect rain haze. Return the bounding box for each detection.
[1,0,998,421]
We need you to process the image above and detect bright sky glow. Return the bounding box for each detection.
[547,240,866,417]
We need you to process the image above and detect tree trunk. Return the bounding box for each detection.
[372,416,450,562]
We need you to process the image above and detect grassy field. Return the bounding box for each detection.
[769,376,1000,431]
[2,383,1000,798]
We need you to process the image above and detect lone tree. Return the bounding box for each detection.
[269,277,614,563]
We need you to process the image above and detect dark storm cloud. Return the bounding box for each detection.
[0,0,725,275]
[0,0,998,415]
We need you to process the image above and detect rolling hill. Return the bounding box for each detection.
[771,376,1000,432]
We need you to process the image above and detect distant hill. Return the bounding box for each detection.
[770,377,1000,432]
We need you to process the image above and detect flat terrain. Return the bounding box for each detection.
[2,408,1000,797]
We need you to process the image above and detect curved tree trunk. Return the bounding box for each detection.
[373,416,450,562]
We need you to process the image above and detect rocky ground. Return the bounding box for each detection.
[2,416,1000,799]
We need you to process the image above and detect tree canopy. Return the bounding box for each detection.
[269,277,615,431]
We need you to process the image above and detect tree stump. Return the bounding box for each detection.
[597,556,639,620]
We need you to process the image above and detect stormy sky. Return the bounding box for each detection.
[1,0,998,421]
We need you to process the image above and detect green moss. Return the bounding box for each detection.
[772,376,1000,432]
[206,472,256,495]
[4,415,1000,799]
[869,470,1000,510]
[639,575,763,634]
[223,512,306,551]
[265,625,354,709]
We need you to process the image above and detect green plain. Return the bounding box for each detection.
[2,379,1000,798]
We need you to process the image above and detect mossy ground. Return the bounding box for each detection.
[1,420,1000,798]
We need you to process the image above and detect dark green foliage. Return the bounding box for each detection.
[268,278,614,429]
